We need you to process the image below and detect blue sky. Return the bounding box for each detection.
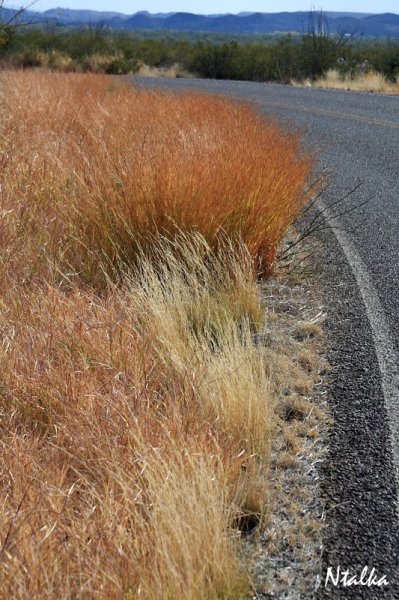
[15,0,399,14]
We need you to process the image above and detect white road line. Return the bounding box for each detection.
[320,199,399,515]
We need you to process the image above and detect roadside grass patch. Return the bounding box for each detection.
[314,69,399,94]
[0,70,323,598]
[0,70,312,286]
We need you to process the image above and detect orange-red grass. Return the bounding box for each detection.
[0,70,312,287]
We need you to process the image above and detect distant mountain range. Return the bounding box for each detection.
[2,8,399,38]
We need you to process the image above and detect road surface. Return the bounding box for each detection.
[130,76,399,598]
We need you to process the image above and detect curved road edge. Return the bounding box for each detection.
[316,211,399,599]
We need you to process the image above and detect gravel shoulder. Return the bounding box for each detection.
[247,265,329,599]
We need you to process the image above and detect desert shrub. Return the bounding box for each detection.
[4,27,399,83]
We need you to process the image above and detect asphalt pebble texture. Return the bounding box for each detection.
[129,76,399,598]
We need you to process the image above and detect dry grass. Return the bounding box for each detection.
[0,235,291,600]
[0,70,312,286]
[0,51,139,74]
[137,62,193,78]
[0,70,319,598]
[314,68,399,94]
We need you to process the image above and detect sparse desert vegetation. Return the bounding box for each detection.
[1,23,399,86]
[0,70,324,598]
[313,68,399,94]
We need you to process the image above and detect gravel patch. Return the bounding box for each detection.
[244,264,331,599]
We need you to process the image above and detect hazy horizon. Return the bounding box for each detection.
[8,2,398,17]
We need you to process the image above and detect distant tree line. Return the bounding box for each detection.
[1,13,399,82]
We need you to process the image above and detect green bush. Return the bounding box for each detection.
[2,26,399,84]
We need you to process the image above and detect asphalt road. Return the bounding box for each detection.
[130,76,399,598]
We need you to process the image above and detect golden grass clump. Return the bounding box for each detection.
[0,235,268,599]
[0,71,318,598]
[0,70,312,287]
[314,68,399,94]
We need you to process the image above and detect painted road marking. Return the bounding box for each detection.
[319,199,399,515]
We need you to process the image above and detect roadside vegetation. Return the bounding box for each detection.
[0,71,326,598]
[1,22,399,88]
[313,68,399,93]
[0,71,311,283]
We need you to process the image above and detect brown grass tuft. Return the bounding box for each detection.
[0,70,312,287]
